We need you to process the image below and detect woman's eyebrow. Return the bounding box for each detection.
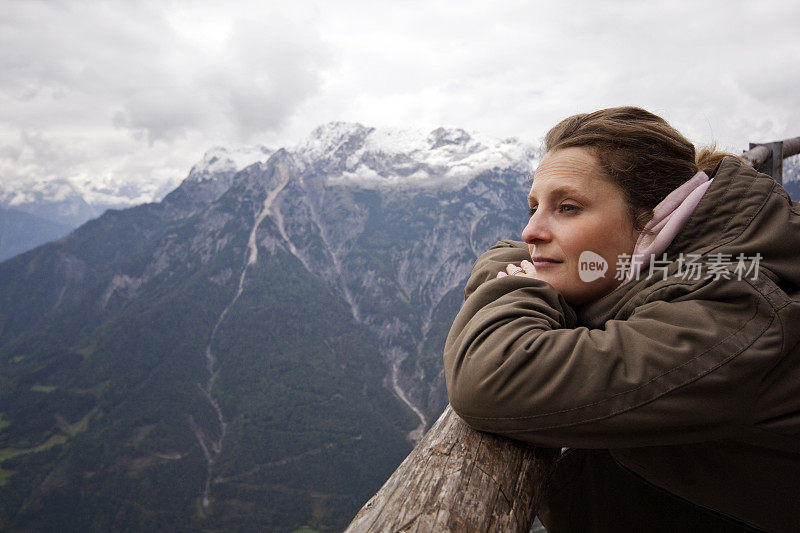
[528,185,586,204]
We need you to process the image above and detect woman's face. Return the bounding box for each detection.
[523,147,639,305]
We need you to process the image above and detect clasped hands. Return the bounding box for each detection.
[496,259,537,279]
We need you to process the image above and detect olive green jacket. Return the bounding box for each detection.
[444,157,800,531]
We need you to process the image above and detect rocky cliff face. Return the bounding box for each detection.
[157,122,537,430]
[250,124,535,423]
[0,123,535,531]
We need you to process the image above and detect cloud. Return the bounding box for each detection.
[1,2,331,141]
[287,0,800,150]
[0,1,333,199]
[104,6,331,143]
[1,0,799,206]
[206,16,331,140]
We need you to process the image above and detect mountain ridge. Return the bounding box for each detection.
[4,125,797,263]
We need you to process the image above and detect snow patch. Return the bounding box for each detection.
[188,145,273,180]
[2,122,534,219]
[297,122,537,189]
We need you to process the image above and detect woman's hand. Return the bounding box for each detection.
[497,259,537,279]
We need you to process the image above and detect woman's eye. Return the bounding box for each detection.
[559,204,581,213]
[527,206,537,216]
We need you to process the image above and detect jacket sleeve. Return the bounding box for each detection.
[443,245,782,449]
[461,239,533,299]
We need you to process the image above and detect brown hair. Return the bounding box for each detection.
[544,106,738,232]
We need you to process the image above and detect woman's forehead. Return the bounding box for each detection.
[530,147,621,201]
[534,147,601,180]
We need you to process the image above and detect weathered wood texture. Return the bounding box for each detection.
[742,136,800,167]
[742,136,800,182]
[785,137,800,158]
[345,406,558,532]
[742,144,772,168]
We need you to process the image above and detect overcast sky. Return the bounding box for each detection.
[1,0,799,204]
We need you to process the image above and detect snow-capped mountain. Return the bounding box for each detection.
[3,125,796,241]
[0,178,101,227]
[178,123,536,192]
[187,145,274,179]
[0,145,278,259]
[293,122,536,188]
[0,122,537,531]
[0,145,276,228]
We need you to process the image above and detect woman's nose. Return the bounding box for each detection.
[522,212,551,244]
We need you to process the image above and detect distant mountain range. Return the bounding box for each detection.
[2,134,797,263]
[0,208,73,262]
[0,123,535,531]
[0,178,127,261]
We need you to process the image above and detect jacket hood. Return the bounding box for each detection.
[667,156,800,289]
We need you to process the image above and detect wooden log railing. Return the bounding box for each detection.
[346,135,800,532]
[345,406,558,532]
[742,136,800,183]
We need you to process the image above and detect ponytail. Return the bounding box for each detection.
[696,145,741,176]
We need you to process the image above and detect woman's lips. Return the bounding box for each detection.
[531,257,563,268]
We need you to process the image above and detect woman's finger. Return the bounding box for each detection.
[506,263,524,275]
[520,259,536,275]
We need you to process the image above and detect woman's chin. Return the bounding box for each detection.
[536,273,565,291]
[543,276,594,305]
[561,280,621,307]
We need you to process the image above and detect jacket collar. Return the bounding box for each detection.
[667,157,773,257]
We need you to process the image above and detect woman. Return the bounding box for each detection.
[443,107,800,532]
